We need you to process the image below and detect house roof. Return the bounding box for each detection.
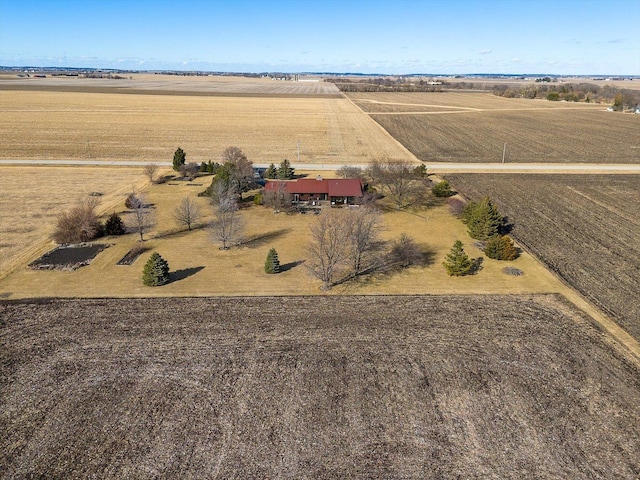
[265,178,363,197]
[327,179,363,197]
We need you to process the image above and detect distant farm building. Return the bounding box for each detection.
[265,177,363,205]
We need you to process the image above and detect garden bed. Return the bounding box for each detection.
[28,243,110,271]
[116,245,149,266]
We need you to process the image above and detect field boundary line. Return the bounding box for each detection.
[341,93,423,165]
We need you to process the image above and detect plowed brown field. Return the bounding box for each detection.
[2,294,639,478]
[444,174,640,341]
[347,92,640,164]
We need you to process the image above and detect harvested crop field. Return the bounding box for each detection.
[0,73,341,97]
[1,294,639,478]
[0,79,407,165]
[347,92,640,164]
[444,174,640,341]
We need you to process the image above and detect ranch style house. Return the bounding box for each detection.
[265,177,364,205]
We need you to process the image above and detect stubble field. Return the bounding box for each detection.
[347,92,640,163]
[2,294,639,479]
[444,174,640,341]
[0,78,408,165]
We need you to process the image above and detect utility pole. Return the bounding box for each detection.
[296,140,300,164]
[86,140,91,159]
[502,143,506,164]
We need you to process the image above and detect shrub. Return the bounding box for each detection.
[253,192,263,205]
[389,233,423,268]
[447,197,465,217]
[142,252,170,286]
[484,235,519,261]
[53,198,102,244]
[125,193,142,209]
[264,248,281,274]
[104,212,126,236]
[432,180,453,197]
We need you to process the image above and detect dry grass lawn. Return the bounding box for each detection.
[0,172,562,298]
[0,166,148,277]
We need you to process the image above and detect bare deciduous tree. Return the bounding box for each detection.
[53,197,102,244]
[127,194,155,241]
[173,196,202,231]
[221,146,254,194]
[306,209,350,290]
[143,163,159,183]
[347,206,382,275]
[367,158,426,209]
[180,162,200,180]
[210,183,244,249]
[336,165,364,180]
[263,181,292,213]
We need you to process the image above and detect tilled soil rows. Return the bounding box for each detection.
[2,295,639,478]
[445,174,640,341]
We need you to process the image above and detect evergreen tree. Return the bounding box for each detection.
[432,180,453,197]
[172,147,186,172]
[104,212,126,236]
[142,252,170,286]
[264,247,281,274]
[264,163,278,179]
[484,235,518,261]
[277,158,295,179]
[462,196,503,240]
[443,240,473,276]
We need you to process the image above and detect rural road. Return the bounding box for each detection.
[1,159,639,173]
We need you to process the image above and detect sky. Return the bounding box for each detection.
[0,0,638,75]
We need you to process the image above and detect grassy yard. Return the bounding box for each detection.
[0,171,562,298]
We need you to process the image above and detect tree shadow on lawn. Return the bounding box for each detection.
[332,245,437,289]
[170,266,205,283]
[280,259,305,272]
[241,228,292,248]
[152,223,208,240]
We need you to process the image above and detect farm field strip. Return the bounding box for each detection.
[348,91,608,111]
[0,74,342,96]
[444,174,640,342]
[346,92,639,164]
[2,295,639,478]
[0,90,409,165]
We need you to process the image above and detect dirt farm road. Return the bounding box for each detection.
[1,159,639,174]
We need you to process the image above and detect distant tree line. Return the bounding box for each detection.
[329,77,445,93]
[492,82,639,109]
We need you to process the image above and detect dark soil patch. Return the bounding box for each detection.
[1,295,638,478]
[28,244,109,270]
[116,245,150,266]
